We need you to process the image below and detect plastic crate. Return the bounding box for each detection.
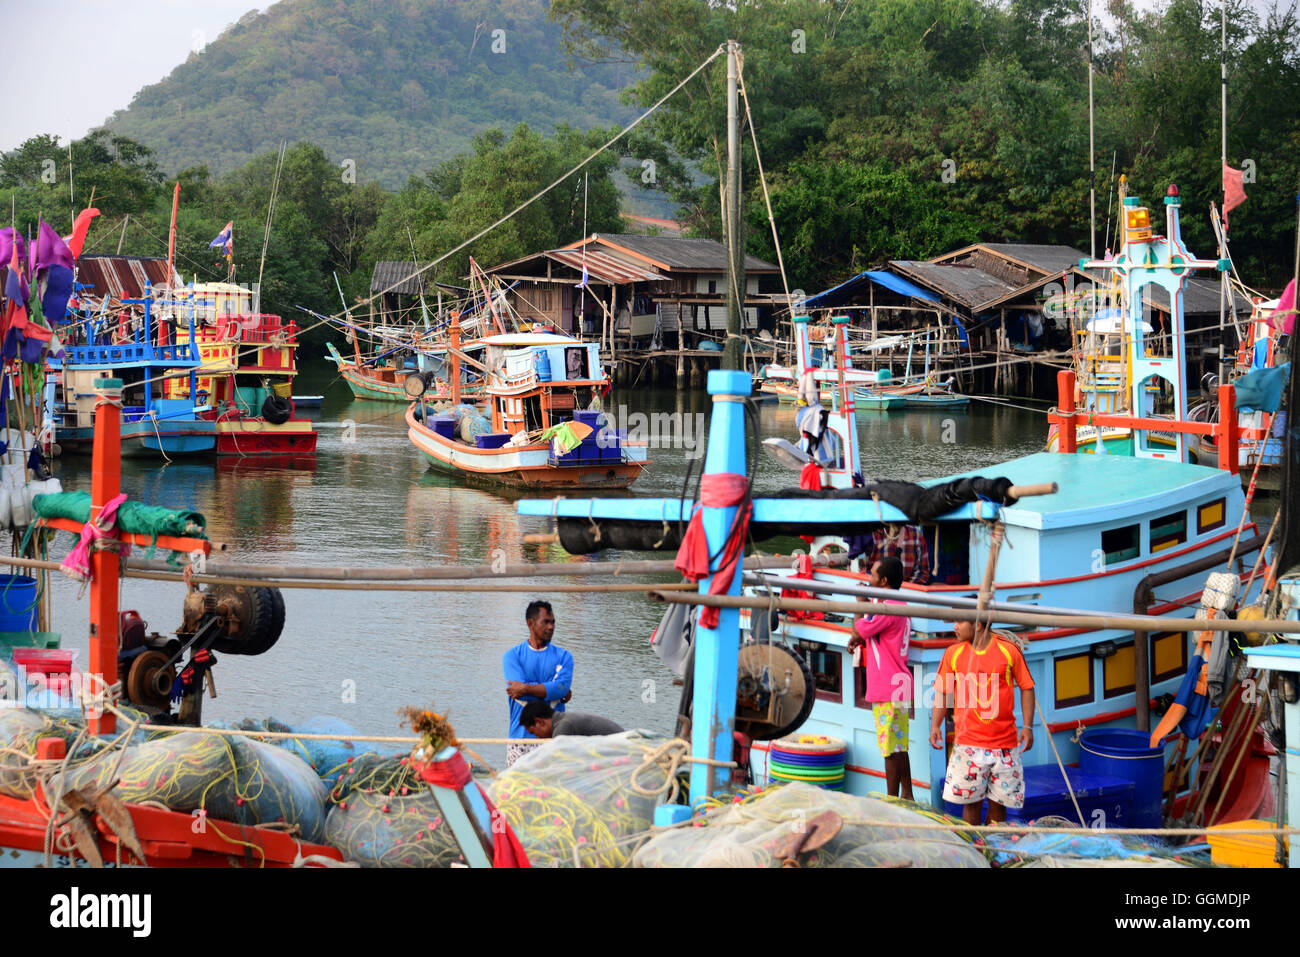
[431,415,457,439]
[943,763,1134,826]
[0,632,60,651]
[11,648,74,675]
[475,432,511,449]
[1207,820,1285,868]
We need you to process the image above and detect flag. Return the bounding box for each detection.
[209,221,233,263]
[1223,164,1247,225]
[65,207,101,260]
[28,220,76,324]
[32,219,74,273]
[0,228,24,274]
[1268,278,1296,336]
[2,246,30,359]
[574,263,589,290]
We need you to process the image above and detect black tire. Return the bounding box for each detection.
[262,394,292,424]
[211,585,286,656]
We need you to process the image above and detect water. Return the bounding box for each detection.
[40,363,1263,766]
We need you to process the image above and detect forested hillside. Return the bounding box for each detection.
[104,0,637,189]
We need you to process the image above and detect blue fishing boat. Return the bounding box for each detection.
[52,284,213,458]
[518,184,1274,832]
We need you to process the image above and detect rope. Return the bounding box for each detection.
[1033,695,1086,828]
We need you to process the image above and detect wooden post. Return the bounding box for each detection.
[1057,369,1078,453]
[676,306,686,387]
[1218,383,1239,473]
[88,378,123,736]
[689,368,752,803]
[450,312,462,407]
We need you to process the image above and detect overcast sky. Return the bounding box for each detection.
[0,0,267,153]
[1,0,1290,155]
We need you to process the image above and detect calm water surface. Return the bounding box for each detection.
[44,361,1258,765]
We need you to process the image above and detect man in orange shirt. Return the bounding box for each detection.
[929,619,1035,825]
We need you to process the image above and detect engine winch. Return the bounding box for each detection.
[117,584,285,724]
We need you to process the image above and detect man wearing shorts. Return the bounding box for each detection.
[848,557,913,800]
[929,619,1035,824]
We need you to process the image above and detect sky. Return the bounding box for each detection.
[0,0,268,153]
[0,0,1290,155]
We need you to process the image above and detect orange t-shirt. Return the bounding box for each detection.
[934,634,1034,749]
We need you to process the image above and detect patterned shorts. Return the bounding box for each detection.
[942,744,1025,808]
[871,702,909,756]
[506,741,543,768]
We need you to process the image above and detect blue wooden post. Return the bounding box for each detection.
[688,368,752,805]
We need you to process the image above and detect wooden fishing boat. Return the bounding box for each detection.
[518,186,1272,835]
[406,330,647,490]
[164,298,318,457]
[52,288,215,458]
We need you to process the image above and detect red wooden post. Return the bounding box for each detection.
[1057,369,1078,454]
[88,378,123,736]
[1218,383,1239,474]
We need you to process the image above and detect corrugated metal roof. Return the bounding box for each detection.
[371,261,435,296]
[581,233,779,272]
[547,248,665,284]
[971,243,1088,275]
[76,255,179,300]
[890,260,1015,309]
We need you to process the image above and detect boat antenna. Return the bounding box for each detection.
[1218,0,1230,340]
[407,226,431,331]
[257,140,288,298]
[580,171,587,340]
[1087,0,1096,260]
[1102,149,1117,254]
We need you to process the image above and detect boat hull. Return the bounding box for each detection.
[214,418,319,456]
[407,409,645,490]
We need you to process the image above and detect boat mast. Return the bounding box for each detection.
[1088,0,1096,260]
[723,40,745,370]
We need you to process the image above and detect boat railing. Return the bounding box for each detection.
[59,342,201,367]
[208,314,299,345]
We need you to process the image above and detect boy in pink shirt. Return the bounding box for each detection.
[847,556,914,800]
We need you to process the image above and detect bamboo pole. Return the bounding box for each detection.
[648,590,1300,636]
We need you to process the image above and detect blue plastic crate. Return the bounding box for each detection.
[942,763,1134,826]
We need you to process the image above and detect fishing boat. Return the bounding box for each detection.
[53,287,215,458]
[163,286,317,457]
[518,184,1275,834]
[406,327,648,490]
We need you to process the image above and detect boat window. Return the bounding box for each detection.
[931,523,968,584]
[1102,642,1136,698]
[1150,510,1187,553]
[1149,631,1188,685]
[1101,523,1140,565]
[1054,651,1095,709]
[798,640,842,704]
[564,347,587,380]
[821,428,845,470]
[1197,498,1226,535]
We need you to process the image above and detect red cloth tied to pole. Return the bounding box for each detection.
[674,472,752,629]
[798,461,823,491]
[415,751,531,868]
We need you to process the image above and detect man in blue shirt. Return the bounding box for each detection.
[503,600,573,766]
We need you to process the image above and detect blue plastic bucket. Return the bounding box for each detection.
[1077,728,1165,828]
[0,575,39,632]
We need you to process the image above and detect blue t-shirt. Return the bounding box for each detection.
[502,641,573,738]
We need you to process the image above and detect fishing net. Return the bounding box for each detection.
[62,730,329,843]
[224,715,366,785]
[985,816,1202,867]
[632,782,989,868]
[0,706,153,799]
[449,404,490,442]
[487,731,678,868]
[32,491,207,538]
[323,752,466,867]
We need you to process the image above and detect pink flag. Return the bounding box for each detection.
[1223,164,1247,227]
[1268,279,1296,335]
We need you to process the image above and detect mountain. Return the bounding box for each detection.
[104,0,640,190]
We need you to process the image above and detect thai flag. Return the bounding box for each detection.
[575,263,589,290]
[209,221,233,261]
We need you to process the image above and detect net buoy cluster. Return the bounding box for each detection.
[769,734,846,790]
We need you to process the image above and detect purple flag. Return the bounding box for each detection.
[41,264,75,323]
[31,220,74,274]
[0,229,25,276]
